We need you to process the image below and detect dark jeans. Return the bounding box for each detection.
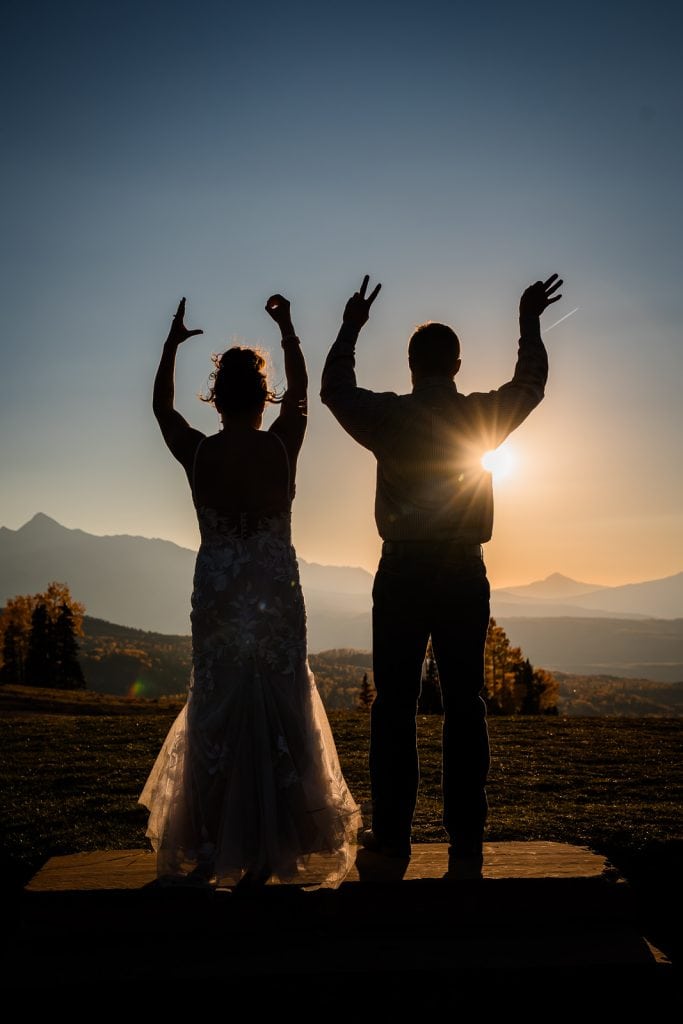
[370,544,491,853]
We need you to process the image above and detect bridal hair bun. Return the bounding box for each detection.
[202,346,280,414]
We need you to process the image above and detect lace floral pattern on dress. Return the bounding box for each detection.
[139,507,361,888]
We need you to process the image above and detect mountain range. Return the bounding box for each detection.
[0,513,372,649]
[491,570,683,619]
[1,514,681,680]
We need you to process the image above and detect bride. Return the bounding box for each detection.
[140,294,361,887]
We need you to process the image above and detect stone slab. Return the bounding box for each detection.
[15,842,670,987]
[25,841,612,891]
[21,840,638,942]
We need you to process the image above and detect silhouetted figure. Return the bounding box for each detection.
[321,273,562,878]
[140,296,360,888]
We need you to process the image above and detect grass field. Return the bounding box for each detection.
[1,686,681,889]
[2,686,681,962]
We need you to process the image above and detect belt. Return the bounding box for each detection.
[382,539,483,557]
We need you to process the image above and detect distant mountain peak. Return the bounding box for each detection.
[504,572,605,601]
[29,513,60,524]
[19,512,66,532]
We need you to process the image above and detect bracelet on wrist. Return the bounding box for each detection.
[281,333,299,343]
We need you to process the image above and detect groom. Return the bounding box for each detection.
[321,273,562,877]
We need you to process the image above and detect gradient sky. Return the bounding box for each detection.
[2,0,682,588]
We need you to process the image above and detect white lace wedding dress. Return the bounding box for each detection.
[140,500,361,888]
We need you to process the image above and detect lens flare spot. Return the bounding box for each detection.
[481,444,516,480]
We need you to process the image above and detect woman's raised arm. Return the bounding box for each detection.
[153,297,205,467]
[265,294,308,461]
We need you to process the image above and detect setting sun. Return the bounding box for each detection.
[482,444,516,480]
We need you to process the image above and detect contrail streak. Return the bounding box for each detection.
[546,306,579,332]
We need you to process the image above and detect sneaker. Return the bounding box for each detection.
[360,828,411,860]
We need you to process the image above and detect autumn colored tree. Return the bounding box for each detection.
[0,583,85,688]
[0,594,36,684]
[484,620,512,714]
[417,619,558,715]
[484,620,558,714]
[41,582,85,636]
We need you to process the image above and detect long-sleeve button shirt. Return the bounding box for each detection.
[320,318,548,544]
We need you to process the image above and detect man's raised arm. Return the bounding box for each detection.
[320,275,390,452]
[472,274,562,449]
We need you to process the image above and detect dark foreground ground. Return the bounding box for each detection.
[1,688,681,964]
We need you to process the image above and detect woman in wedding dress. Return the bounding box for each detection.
[140,295,361,888]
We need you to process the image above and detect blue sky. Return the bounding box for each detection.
[2,0,682,585]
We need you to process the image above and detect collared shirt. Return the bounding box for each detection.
[320,319,548,543]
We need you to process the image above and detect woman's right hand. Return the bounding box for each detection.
[265,294,294,335]
[165,297,204,346]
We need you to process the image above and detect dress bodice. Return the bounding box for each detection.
[191,429,293,514]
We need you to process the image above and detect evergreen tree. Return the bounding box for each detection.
[25,602,53,687]
[358,671,374,709]
[518,658,538,714]
[418,638,443,714]
[53,603,85,690]
[0,621,23,685]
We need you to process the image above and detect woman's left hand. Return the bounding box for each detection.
[166,297,204,345]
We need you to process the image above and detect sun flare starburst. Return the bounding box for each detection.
[481,444,516,480]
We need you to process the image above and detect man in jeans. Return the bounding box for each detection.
[320,273,562,877]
